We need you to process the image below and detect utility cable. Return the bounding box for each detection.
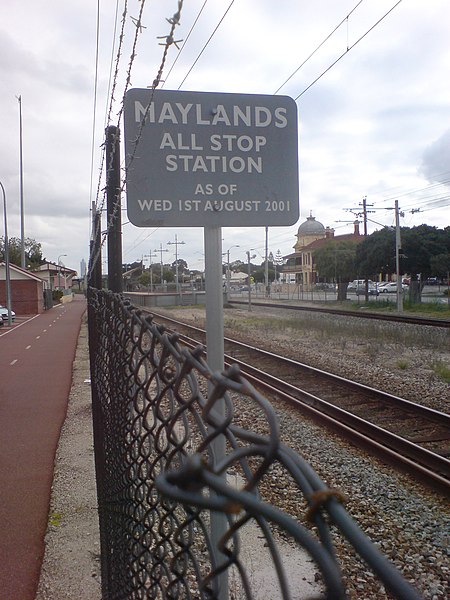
[177,0,235,89]
[274,0,365,95]
[104,0,122,127]
[89,0,101,214]
[93,0,128,218]
[162,0,209,88]
[89,1,185,282]
[294,0,403,101]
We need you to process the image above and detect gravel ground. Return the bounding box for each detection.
[36,304,449,599]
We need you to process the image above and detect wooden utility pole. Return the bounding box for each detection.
[105,126,123,293]
[88,201,102,290]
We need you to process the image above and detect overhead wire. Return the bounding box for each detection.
[88,0,101,213]
[103,0,122,127]
[294,0,403,100]
[274,0,365,95]
[89,0,186,281]
[177,0,235,89]
[162,0,209,88]
[92,0,129,219]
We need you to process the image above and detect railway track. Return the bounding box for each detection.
[147,310,450,495]
[229,299,450,328]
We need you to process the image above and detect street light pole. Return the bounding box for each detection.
[17,95,25,269]
[0,181,13,326]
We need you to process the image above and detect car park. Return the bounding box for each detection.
[0,305,16,321]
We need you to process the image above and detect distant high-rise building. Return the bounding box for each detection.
[80,258,86,279]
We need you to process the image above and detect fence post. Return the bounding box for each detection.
[106,125,123,293]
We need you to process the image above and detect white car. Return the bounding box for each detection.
[379,282,408,293]
[0,305,16,321]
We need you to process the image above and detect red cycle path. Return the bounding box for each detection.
[0,296,87,600]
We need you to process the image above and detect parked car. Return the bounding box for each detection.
[347,279,374,291]
[379,282,408,293]
[355,285,379,296]
[0,305,16,321]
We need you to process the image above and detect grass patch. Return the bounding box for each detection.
[430,360,450,383]
[350,297,450,316]
[396,359,409,370]
[49,510,63,526]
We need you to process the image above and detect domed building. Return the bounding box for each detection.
[282,212,361,287]
[295,213,327,248]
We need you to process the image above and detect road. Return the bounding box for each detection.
[0,296,87,600]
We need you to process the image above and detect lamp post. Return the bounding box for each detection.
[0,181,13,326]
[224,244,239,300]
[57,253,67,290]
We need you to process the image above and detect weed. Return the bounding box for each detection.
[365,342,381,361]
[396,359,409,370]
[430,360,450,383]
[49,510,63,526]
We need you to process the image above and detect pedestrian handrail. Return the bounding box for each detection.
[87,288,421,599]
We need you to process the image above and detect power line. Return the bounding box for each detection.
[294,0,403,101]
[274,0,365,95]
[88,1,186,282]
[177,0,235,89]
[88,0,101,210]
[162,0,209,88]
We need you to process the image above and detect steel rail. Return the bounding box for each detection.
[148,310,450,494]
[228,299,450,328]
[149,309,450,426]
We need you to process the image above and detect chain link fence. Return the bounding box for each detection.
[88,288,420,599]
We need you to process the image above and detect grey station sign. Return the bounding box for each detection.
[124,89,299,227]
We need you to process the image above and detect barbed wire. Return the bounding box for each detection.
[93,0,129,213]
[88,0,185,282]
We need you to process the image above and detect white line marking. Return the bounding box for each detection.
[26,345,31,350]
[36,335,40,339]
[10,359,17,365]
[0,314,41,337]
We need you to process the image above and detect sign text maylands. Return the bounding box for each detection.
[124,89,299,227]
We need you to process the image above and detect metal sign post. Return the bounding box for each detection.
[124,88,299,599]
[204,225,227,598]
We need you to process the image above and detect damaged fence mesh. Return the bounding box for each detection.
[87,289,420,600]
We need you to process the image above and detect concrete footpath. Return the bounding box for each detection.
[0,296,99,600]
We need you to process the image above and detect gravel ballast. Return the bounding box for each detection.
[37,305,449,599]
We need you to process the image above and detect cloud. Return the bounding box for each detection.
[420,130,450,184]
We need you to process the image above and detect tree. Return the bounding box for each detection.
[357,225,450,302]
[356,228,396,280]
[0,236,44,269]
[430,253,450,282]
[313,240,358,300]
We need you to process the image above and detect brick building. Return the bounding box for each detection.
[282,214,361,287]
[0,263,49,315]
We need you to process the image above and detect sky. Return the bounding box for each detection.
[1,0,449,276]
